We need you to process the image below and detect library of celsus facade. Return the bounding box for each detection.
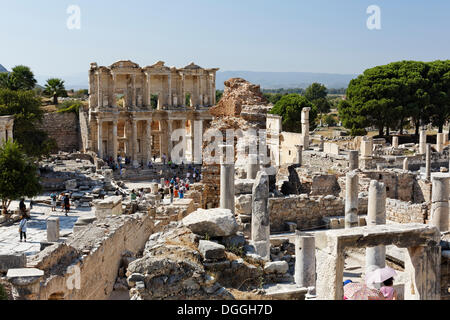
[85,60,219,165]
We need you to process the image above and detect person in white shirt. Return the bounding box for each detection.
[19,216,28,242]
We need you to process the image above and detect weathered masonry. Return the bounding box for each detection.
[85,60,219,165]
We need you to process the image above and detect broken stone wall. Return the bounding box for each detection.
[359,171,415,202]
[35,112,80,152]
[26,212,160,300]
[268,195,346,232]
[385,199,428,224]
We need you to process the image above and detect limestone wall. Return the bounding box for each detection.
[35,112,80,152]
[268,195,346,232]
[27,212,160,300]
[385,199,428,224]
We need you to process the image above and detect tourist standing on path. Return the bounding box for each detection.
[130,190,137,201]
[64,194,71,216]
[162,153,167,165]
[19,215,28,242]
[19,199,27,217]
[50,193,57,212]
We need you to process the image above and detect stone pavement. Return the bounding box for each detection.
[0,200,93,257]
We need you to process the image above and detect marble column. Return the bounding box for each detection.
[146,120,152,164]
[181,119,187,162]
[419,129,427,155]
[348,150,359,171]
[318,135,324,152]
[301,107,310,150]
[146,73,151,107]
[345,171,359,228]
[132,74,136,107]
[132,119,138,167]
[251,170,270,261]
[220,145,235,214]
[426,144,431,181]
[430,174,449,232]
[112,120,118,162]
[295,145,303,166]
[392,136,399,148]
[295,232,316,288]
[97,72,102,108]
[167,120,173,160]
[168,73,172,107]
[403,157,409,171]
[436,133,444,153]
[187,120,195,162]
[97,120,103,159]
[111,74,116,107]
[193,120,203,164]
[365,180,386,271]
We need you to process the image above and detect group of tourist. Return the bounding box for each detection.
[49,192,71,216]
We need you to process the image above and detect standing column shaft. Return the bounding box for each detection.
[301,107,310,150]
[220,145,235,214]
[431,175,449,232]
[97,120,103,159]
[419,129,427,154]
[295,145,303,166]
[365,180,386,270]
[112,120,118,163]
[132,119,138,166]
[426,144,431,181]
[193,120,203,164]
[436,133,444,153]
[295,232,316,288]
[345,171,359,228]
[146,120,152,164]
[348,150,359,171]
[167,120,173,159]
[251,170,270,261]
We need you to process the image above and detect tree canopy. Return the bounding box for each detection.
[338,60,450,136]
[0,88,56,158]
[0,65,37,91]
[305,83,331,115]
[269,94,317,133]
[0,140,41,213]
[43,78,67,105]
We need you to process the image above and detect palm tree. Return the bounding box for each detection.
[44,78,67,105]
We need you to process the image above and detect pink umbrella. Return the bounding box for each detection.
[344,282,385,300]
[365,267,397,285]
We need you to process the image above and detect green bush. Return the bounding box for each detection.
[0,283,8,300]
[57,100,82,115]
[324,114,337,126]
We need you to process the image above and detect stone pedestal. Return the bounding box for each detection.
[94,196,123,219]
[392,136,399,148]
[65,179,77,191]
[403,158,409,171]
[295,232,316,288]
[150,183,159,195]
[348,151,359,171]
[344,171,359,228]
[46,217,60,242]
[318,136,324,152]
[430,174,449,232]
[251,171,270,261]
[365,180,386,271]
[6,268,44,300]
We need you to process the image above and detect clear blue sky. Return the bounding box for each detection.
[1,0,449,79]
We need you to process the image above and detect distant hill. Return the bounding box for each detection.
[0,64,8,73]
[216,71,357,90]
[35,70,357,91]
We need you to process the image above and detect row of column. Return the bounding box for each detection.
[0,126,13,143]
[97,118,205,164]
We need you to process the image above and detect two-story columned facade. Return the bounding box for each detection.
[86,60,219,165]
